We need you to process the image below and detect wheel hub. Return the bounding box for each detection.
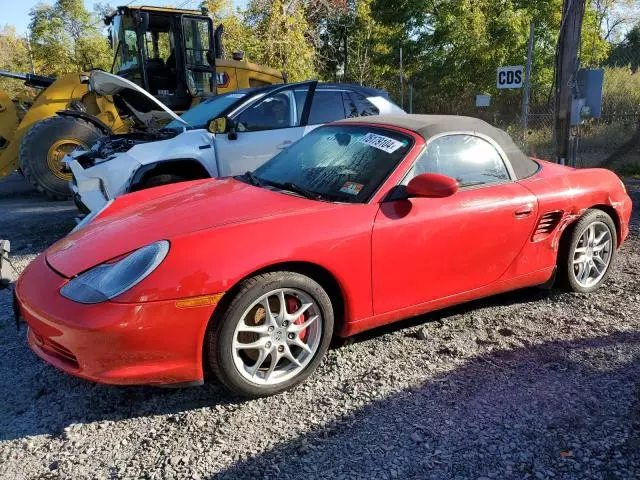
[47,139,88,182]
[232,288,322,386]
[572,221,612,288]
[271,328,286,343]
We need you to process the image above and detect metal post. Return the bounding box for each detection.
[409,83,413,113]
[522,23,535,139]
[399,47,404,110]
[555,0,586,164]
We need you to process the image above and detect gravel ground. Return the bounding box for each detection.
[0,174,639,480]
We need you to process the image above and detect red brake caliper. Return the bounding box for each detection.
[286,296,308,341]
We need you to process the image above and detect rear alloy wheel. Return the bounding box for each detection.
[559,209,617,293]
[207,272,333,397]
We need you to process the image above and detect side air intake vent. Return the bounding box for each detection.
[532,211,563,241]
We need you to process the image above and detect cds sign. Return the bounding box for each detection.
[496,66,523,89]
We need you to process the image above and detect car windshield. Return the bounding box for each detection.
[164,92,247,130]
[250,125,412,203]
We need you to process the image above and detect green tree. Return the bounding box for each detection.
[0,25,32,98]
[201,0,262,60]
[371,0,615,112]
[607,23,640,70]
[246,0,316,81]
[29,0,112,76]
[346,0,402,90]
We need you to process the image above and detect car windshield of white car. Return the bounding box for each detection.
[165,92,247,131]
[251,125,412,203]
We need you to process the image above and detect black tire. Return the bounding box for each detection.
[20,116,104,200]
[557,208,617,293]
[141,174,186,190]
[206,271,334,398]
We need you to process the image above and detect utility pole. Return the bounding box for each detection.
[522,23,535,139]
[554,0,586,165]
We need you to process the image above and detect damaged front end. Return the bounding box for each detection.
[68,130,178,170]
[64,70,192,170]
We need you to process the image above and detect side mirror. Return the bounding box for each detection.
[406,173,458,198]
[228,118,238,140]
[207,117,227,134]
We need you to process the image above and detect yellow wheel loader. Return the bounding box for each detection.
[0,5,284,199]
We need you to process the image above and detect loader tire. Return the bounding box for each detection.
[20,116,104,200]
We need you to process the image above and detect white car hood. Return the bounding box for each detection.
[89,70,189,128]
[123,129,213,167]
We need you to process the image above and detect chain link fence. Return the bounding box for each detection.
[414,34,640,173]
[519,45,639,170]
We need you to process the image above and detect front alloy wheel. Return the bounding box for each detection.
[233,288,323,385]
[207,272,333,397]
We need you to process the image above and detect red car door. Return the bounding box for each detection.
[371,134,538,315]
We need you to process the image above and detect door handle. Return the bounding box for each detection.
[276,140,293,150]
[514,204,534,218]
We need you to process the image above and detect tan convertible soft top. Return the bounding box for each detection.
[338,114,539,180]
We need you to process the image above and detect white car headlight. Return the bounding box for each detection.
[60,240,169,304]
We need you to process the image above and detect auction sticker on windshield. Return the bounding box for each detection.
[358,132,405,153]
[340,181,364,196]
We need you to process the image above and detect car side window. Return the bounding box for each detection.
[235,92,293,132]
[307,90,347,125]
[405,135,510,187]
[235,86,310,132]
[343,92,359,118]
[347,91,379,116]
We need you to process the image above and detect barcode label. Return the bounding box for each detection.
[357,132,404,153]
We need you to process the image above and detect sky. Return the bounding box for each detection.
[4,0,247,35]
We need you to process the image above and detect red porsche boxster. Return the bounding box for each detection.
[15,115,632,397]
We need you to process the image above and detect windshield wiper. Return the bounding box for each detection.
[238,171,265,187]
[267,181,322,200]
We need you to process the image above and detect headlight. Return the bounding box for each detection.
[60,240,169,304]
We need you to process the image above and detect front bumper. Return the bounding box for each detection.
[15,254,217,386]
[68,159,110,215]
[67,154,140,215]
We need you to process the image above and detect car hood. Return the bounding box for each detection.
[90,70,189,129]
[46,178,333,277]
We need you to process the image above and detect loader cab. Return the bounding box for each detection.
[107,6,216,111]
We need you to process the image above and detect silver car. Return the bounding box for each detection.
[67,75,404,218]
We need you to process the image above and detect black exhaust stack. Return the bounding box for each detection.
[214,25,225,59]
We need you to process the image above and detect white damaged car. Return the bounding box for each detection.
[66,75,404,215]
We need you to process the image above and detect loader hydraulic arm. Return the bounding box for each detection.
[0,70,56,90]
